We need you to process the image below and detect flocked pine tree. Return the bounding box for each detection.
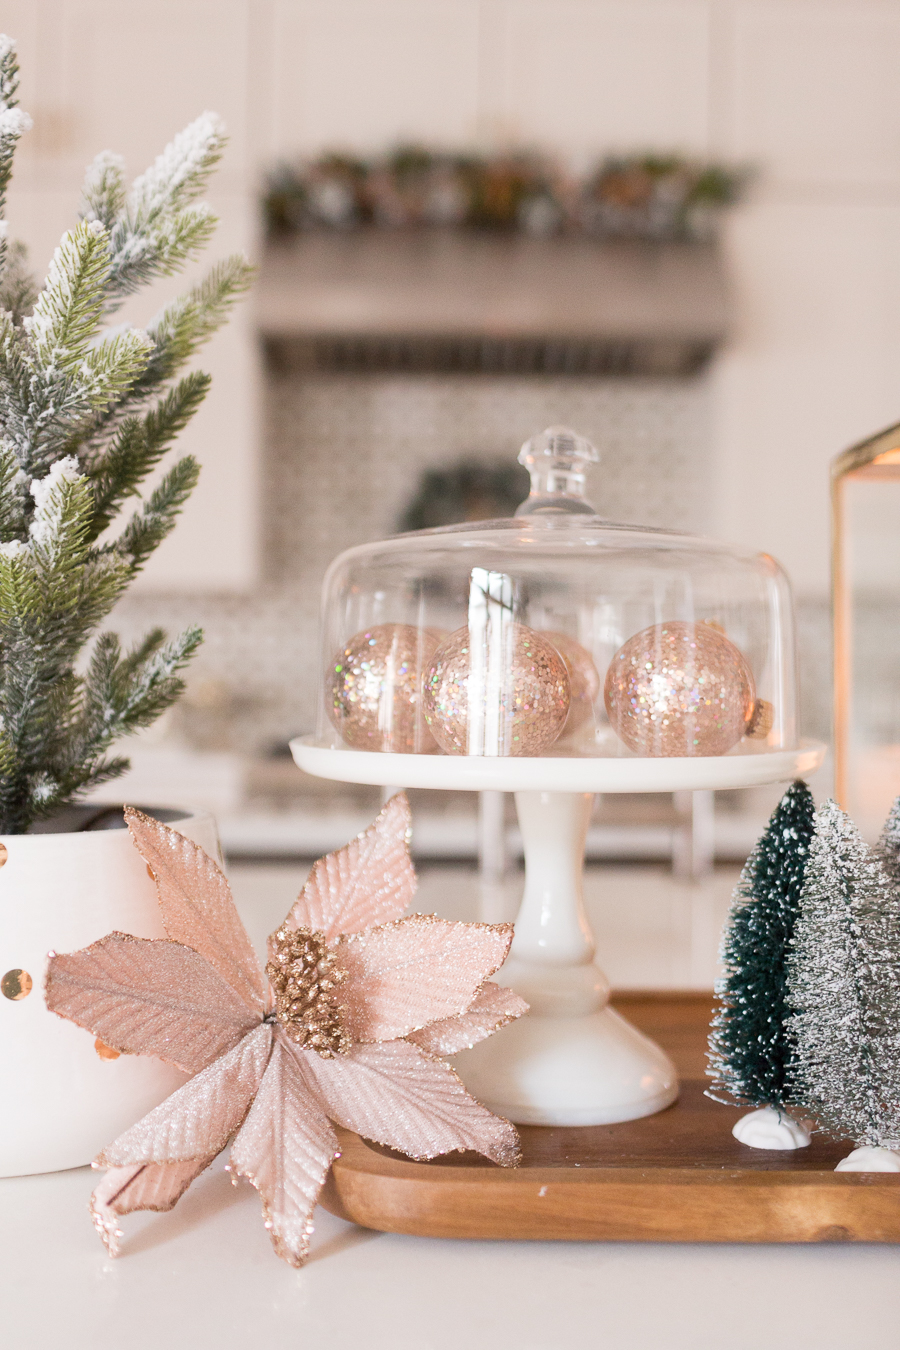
[707,781,816,1148]
[787,799,900,1169]
[0,36,251,833]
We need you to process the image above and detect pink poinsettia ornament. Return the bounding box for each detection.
[45,795,526,1266]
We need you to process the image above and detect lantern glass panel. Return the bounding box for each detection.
[834,427,900,839]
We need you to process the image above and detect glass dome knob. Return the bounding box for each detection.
[515,426,600,516]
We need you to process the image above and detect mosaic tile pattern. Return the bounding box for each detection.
[262,373,713,581]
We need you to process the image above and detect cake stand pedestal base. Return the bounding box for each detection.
[459,1004,677,1126]
[455,790,677,1126]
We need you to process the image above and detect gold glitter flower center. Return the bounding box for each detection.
[266,924,350,1057]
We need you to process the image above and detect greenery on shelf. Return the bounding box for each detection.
[0,35,252,833]
[399,460,529,532]
[264,145,747,242]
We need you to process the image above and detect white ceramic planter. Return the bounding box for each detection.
[0,805,220,1178]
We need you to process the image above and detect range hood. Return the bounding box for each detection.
[257,231,729,377]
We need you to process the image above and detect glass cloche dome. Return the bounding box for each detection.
[314,427,798,763]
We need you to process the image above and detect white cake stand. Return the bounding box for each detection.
[291,736,826,1127]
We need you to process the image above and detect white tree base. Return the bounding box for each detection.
[834,1146,900,1172]
[732,1106,811,1150]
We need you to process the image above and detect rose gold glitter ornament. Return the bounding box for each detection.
[423,624,570,756]
[604,620,756,757]
[327,623,442,753]
[542,631,600,735]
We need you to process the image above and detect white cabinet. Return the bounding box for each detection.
[727,0,900,187]
[269,0,481,154]
[494,0,712,156]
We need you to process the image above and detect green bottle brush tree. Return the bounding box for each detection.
[707,780,816,1148]
[0,36,251,833]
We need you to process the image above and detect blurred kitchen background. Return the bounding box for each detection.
[4,1,900,941]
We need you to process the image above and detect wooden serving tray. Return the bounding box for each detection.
[321,993,900,1243]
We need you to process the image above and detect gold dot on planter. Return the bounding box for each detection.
[0,843,8,867]
[94,1038,121,1061]
[1,969,32,1000]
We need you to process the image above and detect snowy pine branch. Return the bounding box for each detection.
[0,33,20,106]
[152,254,253,368]
[86,370,210,539]
[0,240,38,324]
[130,112,225,216]
[80,151,127,232]
[0,37,30,278]
[25,221,113,368]
[78,624,202,760]
[0,108,29,235]
[132,254,253,394]
[0,34,250,831]
[113,453,200,571]
[0,437,24,539]
[100,112,228,305]
[1,223,154,475]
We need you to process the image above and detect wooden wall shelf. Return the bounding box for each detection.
[257,233,729,377]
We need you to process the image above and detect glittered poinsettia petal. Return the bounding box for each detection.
[284,793,415,943]
[126,807,268,1013]
[230,1031,339,1268]
[407,981,528,1056]
[46,933,263,1073]
[338,915,514,1042]
[294,1038,520,1167]
[98,1022,273,1167]
[90,1157,217,1257]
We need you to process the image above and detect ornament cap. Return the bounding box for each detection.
[515,426,599,516]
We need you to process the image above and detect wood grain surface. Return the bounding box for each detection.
[320,993,900,1244]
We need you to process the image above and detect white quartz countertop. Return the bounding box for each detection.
[4,863,900,1349]
[3,1162,900,1350]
